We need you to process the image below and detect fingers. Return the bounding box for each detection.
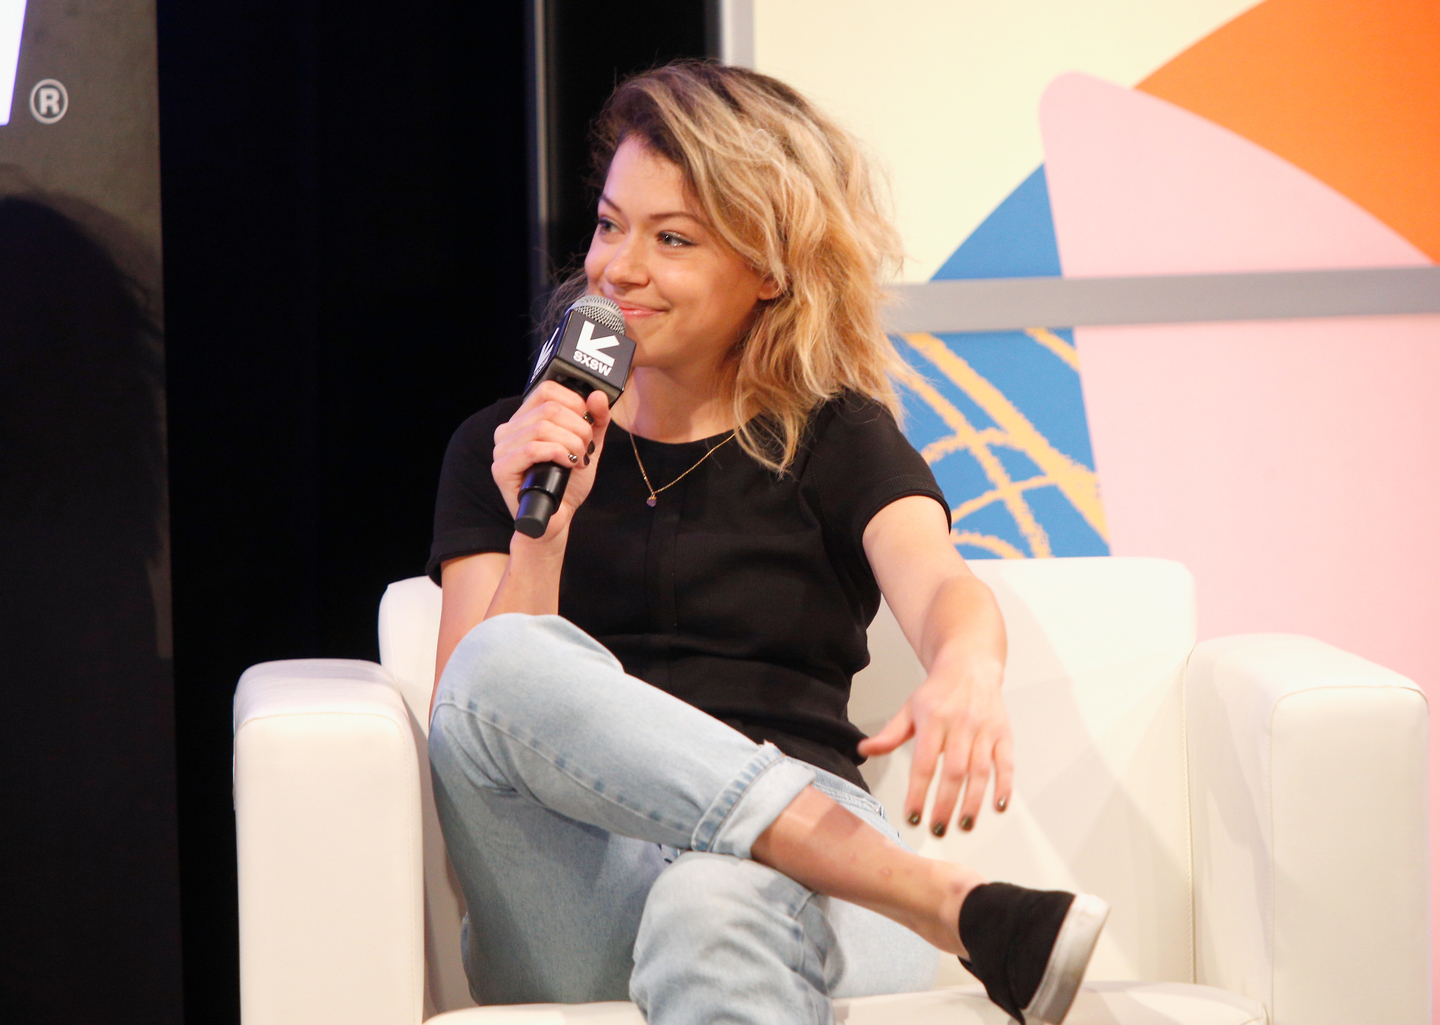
[497,421,589,470]
[584,391,612,462]
[903,722,1013,837]
[992,734,1014,814]
[903,720,943,830]
[927,729,974,837]
[585,388,612,427]
[856,706,914,757]
[497,387,597,466]
[491,384,615,527]
[955,736,994,832]
[509,400,595,448]
[522,379,591,417]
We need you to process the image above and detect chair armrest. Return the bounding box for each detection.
[234,659,425,1025]
[1185,635,1429,1025]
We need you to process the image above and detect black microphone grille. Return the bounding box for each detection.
[568,294,626,334]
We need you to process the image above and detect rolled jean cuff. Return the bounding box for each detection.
[691,742,815,860]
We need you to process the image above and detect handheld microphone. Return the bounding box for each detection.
[514,294,636,538]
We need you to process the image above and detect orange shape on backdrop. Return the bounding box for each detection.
[1138,0,1440,262]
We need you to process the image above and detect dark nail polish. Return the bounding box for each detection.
[584,412,594,424]
[996,796,1008,812]
[583,455,591,466]
[960,815,974,832]
[906,812,921,827]
[588,441,596,454]
[931,822,946,838]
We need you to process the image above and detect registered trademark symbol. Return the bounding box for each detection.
[30,79,68,124]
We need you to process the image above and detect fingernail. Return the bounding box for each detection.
[584,412,594,424]
[996,796,1008,813]
[583,455,591,466]
[931,822,946,838]
[960,815,974,832]
[906,812,921,827]
[588,441,596,454]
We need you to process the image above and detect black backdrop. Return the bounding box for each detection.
[156,2,706,1021]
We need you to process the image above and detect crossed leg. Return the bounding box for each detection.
[429,613,968,1022]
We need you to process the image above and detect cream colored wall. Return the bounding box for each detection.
[751,0,1261,280]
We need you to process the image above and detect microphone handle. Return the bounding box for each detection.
[514,462,571,538]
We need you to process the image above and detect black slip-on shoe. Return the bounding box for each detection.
[958,882,1110,1024]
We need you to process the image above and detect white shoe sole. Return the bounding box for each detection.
[1022,893,1110,1025]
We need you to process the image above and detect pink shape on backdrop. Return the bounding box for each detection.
[1039,72,1429,275]
[1073,314,1440,670]
[1039,72,1440,1000]
[1037,69,1440,667]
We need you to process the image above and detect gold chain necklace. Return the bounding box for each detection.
[629,429,736,507]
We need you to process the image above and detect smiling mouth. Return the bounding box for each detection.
[613,301,664,324]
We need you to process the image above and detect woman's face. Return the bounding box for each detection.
[585,136,777,376]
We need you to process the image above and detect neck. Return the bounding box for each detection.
[617,365,736,443]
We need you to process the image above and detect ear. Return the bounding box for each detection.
[757,276,782,301]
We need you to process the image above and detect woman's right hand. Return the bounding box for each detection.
[491,381,613,542]
[433,384,610,690]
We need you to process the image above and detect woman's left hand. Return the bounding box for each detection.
[858,646,1012,836]
[860,495,1013,836]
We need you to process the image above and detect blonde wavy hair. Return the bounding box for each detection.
[552,60,906,474]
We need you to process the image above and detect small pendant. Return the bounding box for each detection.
[646,496,657,507]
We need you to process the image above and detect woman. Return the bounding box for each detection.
[426,62,1106,1025]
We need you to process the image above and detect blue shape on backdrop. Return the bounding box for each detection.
[1026,487,1109,557]
[931,166,1061,281]
[945,329,1096,468]
[897,163,1110,560]
[991,444,1042,484]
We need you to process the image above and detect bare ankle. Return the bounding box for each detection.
[932,861,985,957]
[749,787,986,957]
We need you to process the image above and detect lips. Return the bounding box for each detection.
[611,300,664,331]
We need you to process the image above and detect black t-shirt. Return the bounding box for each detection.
[428,392,948,787]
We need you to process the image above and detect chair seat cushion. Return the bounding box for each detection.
[426,982,1265,1024]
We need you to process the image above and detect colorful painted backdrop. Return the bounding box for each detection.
[753,0,1440,1012]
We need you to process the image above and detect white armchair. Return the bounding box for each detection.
[233,557,1430,1024]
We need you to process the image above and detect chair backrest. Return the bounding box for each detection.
[377,576,471,1016]
[856,557,1197,987]
[378,555,1198,1012]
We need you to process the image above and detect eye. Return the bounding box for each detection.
[658,231,694,248]
[596,215,619,235]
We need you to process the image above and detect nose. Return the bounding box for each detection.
[601,230,648,290]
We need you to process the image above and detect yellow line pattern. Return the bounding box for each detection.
[951,475,1052,522]
[900,332,1109,558]
[901,371,1052,558]
[952,530,1026,560]
[1025,327,1080,371]
[919,427,1008,463]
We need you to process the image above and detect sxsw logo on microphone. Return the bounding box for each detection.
[527,332,559,390]
[0,0,25,127]
[573,320,619,377]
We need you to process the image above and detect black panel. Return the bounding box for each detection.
[158,2,709,1020]
[542,0,711,278]
[158,3,529,1021]
[1,1,182,1020]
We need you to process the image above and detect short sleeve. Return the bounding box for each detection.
[806,393,949,550]
[427,398,522,583]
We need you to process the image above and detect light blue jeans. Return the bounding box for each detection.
[429,613,938,1025]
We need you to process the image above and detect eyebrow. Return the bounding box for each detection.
[598,193,702,223]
